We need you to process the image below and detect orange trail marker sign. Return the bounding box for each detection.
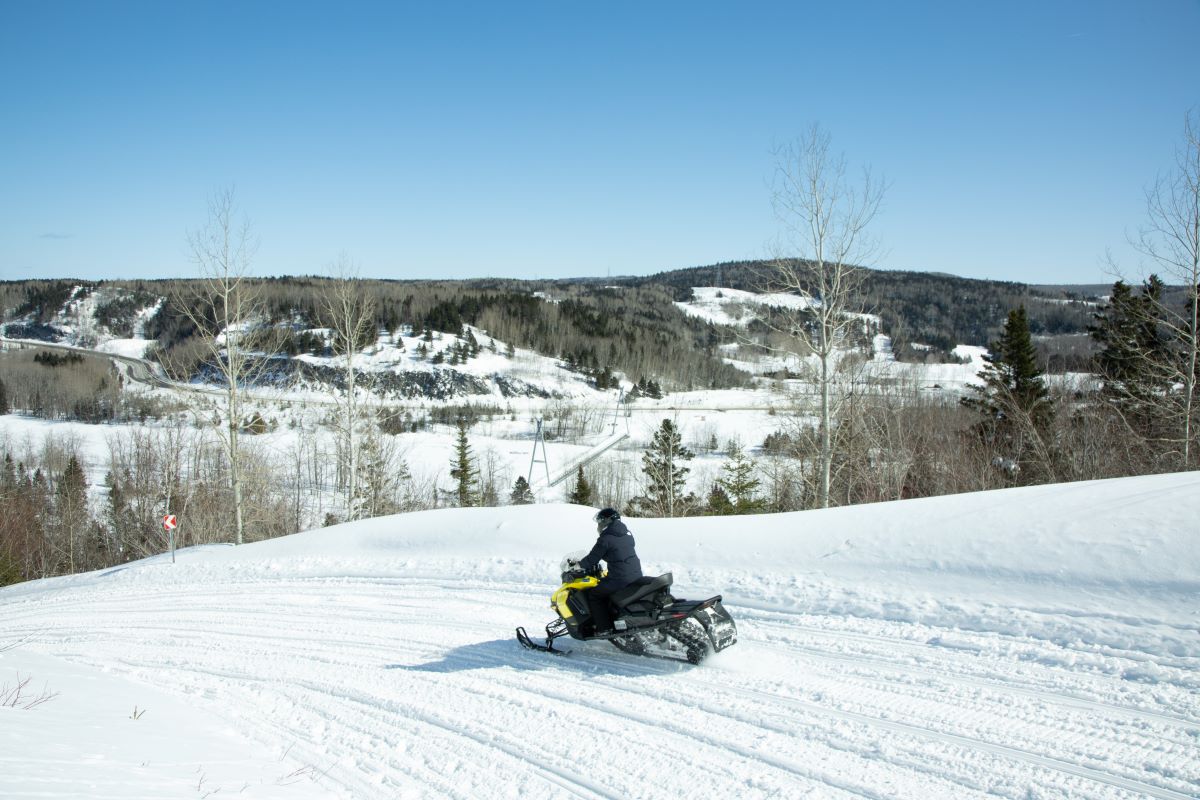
[163,514,177,563]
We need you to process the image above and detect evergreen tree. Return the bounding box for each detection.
[567,466,593,506]
[509,476,535,505]
[0,452,21,584]
[449,418,477,507]
[717,446,764,513]
[1089,277,1168,432]
[0,376,8,415]
[58,455,87,509]
[962,307,1053,476]
[705,483,735,515]
[56,454,89,573]
[0,548,19,586]
[634,419,696,517]
[592,365,615,390]
[1,453,15,491]
[965,307,1050,424]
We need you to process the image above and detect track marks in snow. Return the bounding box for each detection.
[550,645,1197,800]
[5,574,1198,799]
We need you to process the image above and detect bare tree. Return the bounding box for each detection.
[323,259,378,520]
[765,124,886,507]
[176,188,278,545]
[1131,111,1200,469]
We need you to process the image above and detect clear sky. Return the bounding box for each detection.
[2,0,1197,285]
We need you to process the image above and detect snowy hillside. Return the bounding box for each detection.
[2,473,1198,799]
[3,281,1022,408]
[673,286,818,326]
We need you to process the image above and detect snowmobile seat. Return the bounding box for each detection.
[611,573,673,609]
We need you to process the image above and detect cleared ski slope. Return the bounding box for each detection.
[1,473,1198,799]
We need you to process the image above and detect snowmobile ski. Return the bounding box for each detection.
[515,626,570,655]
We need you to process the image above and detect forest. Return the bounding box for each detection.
[1,262,1107,395]
[1,258,1196,586]
[1,270,1197,586]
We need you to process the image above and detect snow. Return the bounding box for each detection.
[674,286,816,327]
[95,338,154,358]
[287,326,602,399]
[3,473,1199,799]
[1,282,998,404]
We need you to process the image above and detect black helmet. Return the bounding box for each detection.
[593,507,620,532]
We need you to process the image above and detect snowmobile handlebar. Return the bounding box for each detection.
[560,563,604,583]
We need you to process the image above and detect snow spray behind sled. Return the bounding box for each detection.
[516,554,737,664]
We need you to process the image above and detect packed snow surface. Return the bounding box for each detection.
[2,473,1199,799]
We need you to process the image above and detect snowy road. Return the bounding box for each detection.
[2,482,1199,799]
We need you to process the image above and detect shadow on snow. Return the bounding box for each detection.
[385,637,687,678]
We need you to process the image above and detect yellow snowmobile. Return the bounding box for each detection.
[516,554,737,664]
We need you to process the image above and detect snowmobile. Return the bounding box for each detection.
[516,554,737,664]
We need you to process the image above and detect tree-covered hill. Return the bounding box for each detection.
[627,260,1101,363]
[0,264,1113,387]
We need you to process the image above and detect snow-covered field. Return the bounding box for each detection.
[2,473,1198,799]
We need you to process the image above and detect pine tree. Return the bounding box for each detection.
[635,419,696,517]
[717,446,764,513]
[1,453,15,491]
[1089,277,1168,433]
[962,306,1053,477]
[0,376,9,415]
[449,418,477,507]
[58,456,87,510]
[965,307,1050,424]
[510,476,535,505]
[56,455,89,573]
[567,466,593,506]
[705,483,735,515]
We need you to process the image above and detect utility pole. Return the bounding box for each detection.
[527,418,551,485]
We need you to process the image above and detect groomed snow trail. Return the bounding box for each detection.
[2,477,1199,799]
[2,579,1194,799]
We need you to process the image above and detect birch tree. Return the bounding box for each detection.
[323,261,378,520]
[177,189,277,545]
[765,124,886,507]
[1129,111,1200,469]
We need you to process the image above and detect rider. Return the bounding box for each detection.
[579,508,643,635]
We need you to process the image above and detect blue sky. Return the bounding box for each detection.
[2,1,1197,284]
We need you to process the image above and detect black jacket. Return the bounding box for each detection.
[579,519,643,588]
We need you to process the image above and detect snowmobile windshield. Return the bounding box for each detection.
[560,551,588,574]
